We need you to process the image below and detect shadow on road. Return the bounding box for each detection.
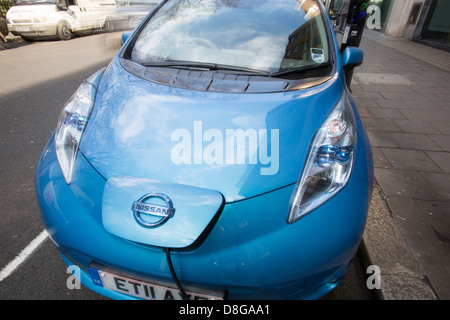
[0,38,32,51]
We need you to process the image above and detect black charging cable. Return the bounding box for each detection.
[164,248,189,300]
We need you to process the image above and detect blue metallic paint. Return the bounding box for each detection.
[102,176,224,248]
[342,46,364,69]
[80,58,344,203]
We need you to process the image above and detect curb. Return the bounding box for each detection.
[360,184,438,300]
[4,32,22,42]
[0,33,22,49]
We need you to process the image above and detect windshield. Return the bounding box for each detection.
[15,0,56,5]
[130,0,330,74]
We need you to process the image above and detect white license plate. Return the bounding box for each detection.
[89,268,224,300]
[16,27,30,31]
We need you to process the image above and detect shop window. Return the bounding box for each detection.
[421,0,450,48]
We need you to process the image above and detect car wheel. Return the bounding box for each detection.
[57,22,72,41]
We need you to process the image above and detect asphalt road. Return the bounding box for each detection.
[0,33,375,300]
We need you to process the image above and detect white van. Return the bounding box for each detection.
[6,0,116,40]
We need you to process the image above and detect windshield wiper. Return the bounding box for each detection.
[142,60,331,78]
[271,63,332,78]
[144,61,271,76]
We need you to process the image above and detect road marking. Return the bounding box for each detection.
[0,229,48,282]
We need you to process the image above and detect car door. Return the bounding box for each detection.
[78,0,116,30]
[65,0,92,31]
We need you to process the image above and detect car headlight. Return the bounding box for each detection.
[288,92,357,223]
[55,70,103,184]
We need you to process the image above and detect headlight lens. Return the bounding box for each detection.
[288,92,357,223]
[55,74,99,184]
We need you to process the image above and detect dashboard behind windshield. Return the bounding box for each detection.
[130,0,331,74]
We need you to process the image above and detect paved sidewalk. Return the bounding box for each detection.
[356,29,450,300]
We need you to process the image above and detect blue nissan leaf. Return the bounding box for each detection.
[35,0,373,300]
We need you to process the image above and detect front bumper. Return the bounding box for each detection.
[36,126,372,299]
[8,23,56,37]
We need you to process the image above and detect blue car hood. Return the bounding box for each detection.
[79,59,345,248]
[81,58,344,203]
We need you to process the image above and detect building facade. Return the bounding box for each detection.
[374,0,450,51]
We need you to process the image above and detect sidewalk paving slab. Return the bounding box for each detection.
[361,187,438,300]
[358,29,450,300]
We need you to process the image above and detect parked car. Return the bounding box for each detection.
[6,0,116,40]
[104,0,160,32]
[35,0,373,300]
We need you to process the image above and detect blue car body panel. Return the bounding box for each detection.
[80,57,345,203]
[35,0,374,300]
[35,91,372,299]
[102,176,224,248]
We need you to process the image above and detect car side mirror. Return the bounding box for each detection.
[342,46,364,70]
[56,0,68,10]
[342,47,363,88]
[121,31,133,45]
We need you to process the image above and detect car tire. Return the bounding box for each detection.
[57,22,72,41]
